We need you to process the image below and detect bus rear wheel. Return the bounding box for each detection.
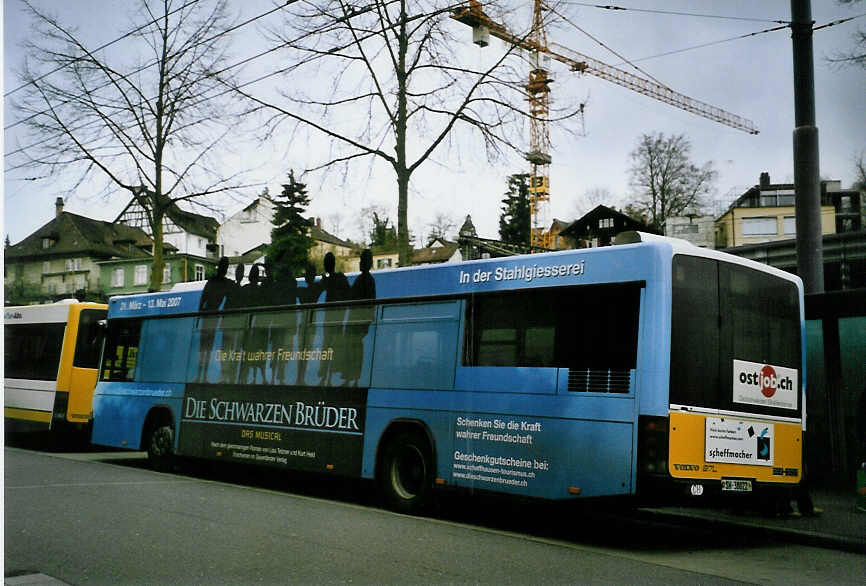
[147,424,175,472]
[379,430,433,514]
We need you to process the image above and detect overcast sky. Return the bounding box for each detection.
[3,1,865,245]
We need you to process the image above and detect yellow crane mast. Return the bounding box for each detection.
[452,1,758,249]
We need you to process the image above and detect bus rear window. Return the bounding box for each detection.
[671,256,801,416]
[101,319,142,381]
[4,322,66,380]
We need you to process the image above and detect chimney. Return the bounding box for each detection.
[55,197,65,217]
[316,217,322,229]
[759,172,770,188]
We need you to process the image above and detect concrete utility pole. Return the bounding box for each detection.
[791,0,824,294]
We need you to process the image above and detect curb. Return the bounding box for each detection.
[636,507,866,555]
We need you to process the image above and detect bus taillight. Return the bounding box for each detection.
[638,415,669,475]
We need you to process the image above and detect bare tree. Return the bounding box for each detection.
[425,212,457,245]
[831,0,865,69]
[573,186,616,218]
[854,151,866,190]
[232,1,578,266]
[325,213,346,239]
[10,0,250,290]
[627,133,716,233]
[853,151,866,229]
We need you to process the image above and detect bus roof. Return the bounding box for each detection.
[105,236,802,320]
[4,300,106,324]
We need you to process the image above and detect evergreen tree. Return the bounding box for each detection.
[268,171,314,278]
[369,211,398,247]
[499,174,531,245]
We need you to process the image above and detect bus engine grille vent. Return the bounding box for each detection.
[567,369,631,393]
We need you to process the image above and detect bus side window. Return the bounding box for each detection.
[101,320,142,382]
[464,284,640,393]
[73,309,108,369]
[4,322,66,380]
[372,302,460,390]
[465,284,640,371]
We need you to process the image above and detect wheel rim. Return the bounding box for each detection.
[151,428,171,457]
[390,444,426,501]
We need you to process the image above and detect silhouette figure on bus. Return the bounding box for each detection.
[298,263,321,304]
[351,249,376,300]
[239,264,269,384]
[267,265,299,384]
[239,263,263,307]
[227,263,245,307]
[345,249,376,387]
[320,252,350,302]
[317,253,350,385]
[195,257,234,383]
[218,262,246,383]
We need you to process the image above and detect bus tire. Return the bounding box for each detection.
[378,429,434,514]
[146,424,175,472]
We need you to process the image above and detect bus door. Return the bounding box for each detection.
[65,307,108,423]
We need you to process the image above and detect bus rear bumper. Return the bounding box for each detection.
[638,473,802,509]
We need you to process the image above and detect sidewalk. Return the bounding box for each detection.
[640,488,866,554]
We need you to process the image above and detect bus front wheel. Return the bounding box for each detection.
[379,430,433,514]
[147,424,175,472]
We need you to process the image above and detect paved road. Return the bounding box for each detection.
[5,446,865,585]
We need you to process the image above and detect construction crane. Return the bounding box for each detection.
[452,1,758,248]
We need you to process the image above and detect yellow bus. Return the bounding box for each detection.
[4,300,107,432]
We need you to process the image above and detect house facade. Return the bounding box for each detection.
[218,193,276,258]
[714,172,847,248]
[4,198,154,304]
[409,238,462,265]
[218,191,358,274]
[665,215,716,248]
[547,219,576,250]
[308,220,357,270]
[560,205,658,248]
[96,253,218,296]
[115,193,220,258]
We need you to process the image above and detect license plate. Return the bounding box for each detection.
[721,479,753,492]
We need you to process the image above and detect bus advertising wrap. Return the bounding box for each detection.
[179,384,367,475]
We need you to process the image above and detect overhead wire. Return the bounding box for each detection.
[4,1,410,165]
[5,0,297,131]
[814,13,865,32]
[557,1,790,25]
[552,3,863,66]
[4,0,310,162]
[4,0,203,98]
[10,2,856,169]
[545,2,671,90]
[4,0,443,168]
[608,23,791,67]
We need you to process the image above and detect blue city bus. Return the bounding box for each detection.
[91,233,806,512]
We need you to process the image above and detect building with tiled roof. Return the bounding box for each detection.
[560,205,658,248]
[409,238,461,265]
[5,198,156,303]
[217,191,359,274]
[115,191,220,258]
